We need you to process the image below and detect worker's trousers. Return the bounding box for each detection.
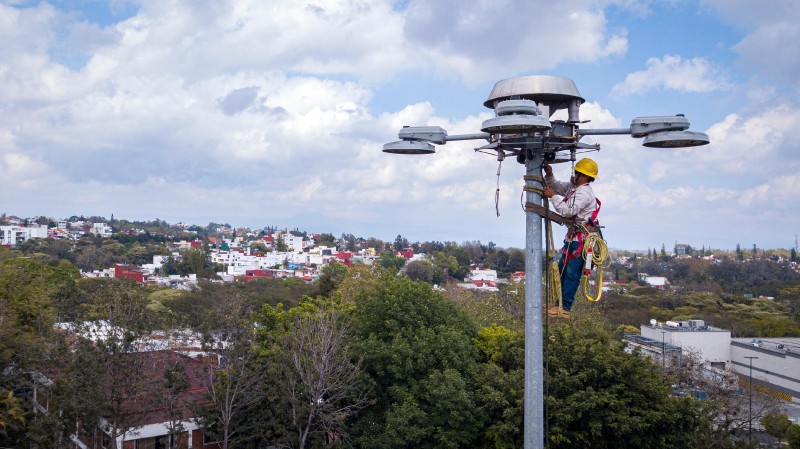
[558,240,584,311]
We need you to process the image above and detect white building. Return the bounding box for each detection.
[274,232,305,253]
[628,320,800,403]
[91,222,113,237]
[640,320,732,368]
[639,274,669,289]
[469,268,498,283]
[731,338,800,403]
[0,224,48,246]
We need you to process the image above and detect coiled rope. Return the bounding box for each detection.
[579,230,610,302]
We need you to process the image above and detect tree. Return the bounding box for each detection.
[376,252,406,274]
[506,248,525,275]
[667,349,778,442]
[317,262,349,297]
[429,251,459,284]
[471,324,524,448]
[348,276,483,448]
[194,292,265,449]
[788,424,800,449]
[761,412,792,446]
[62,280,158,449]
[161,359,191,449]
[267,303,371,449]
[276,233,289,252]
[405,260,434,283]
[316,233,337,248]
[249,241,268,255]
[546,319,708,449]
[0,389,26,444]
[394,234,409,252]
[0,256,79,401]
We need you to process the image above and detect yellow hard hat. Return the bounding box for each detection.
[574,158,598,179]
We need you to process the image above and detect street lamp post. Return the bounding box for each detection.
[745,356,759,442]
[661,331,667,372]
[381,75,709,449]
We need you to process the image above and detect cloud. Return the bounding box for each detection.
[702,0,800,86]
[0,0,797,251]
[611,55,731,96]
[402,0,628,85]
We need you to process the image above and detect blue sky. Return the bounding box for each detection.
[1,0,798,251]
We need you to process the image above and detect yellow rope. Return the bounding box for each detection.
[580,232,609,302]
[547,234,562,311]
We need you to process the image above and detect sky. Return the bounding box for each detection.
[1,0,799,251]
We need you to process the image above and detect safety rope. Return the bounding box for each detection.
[579,230,610,302]
[495,160,503,217]
[522,185,546,196]
[547,224,563,310]
[523,174,544,183]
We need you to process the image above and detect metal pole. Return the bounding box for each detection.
[577,128,633,136]
[661,332,666,372]
[524,153,545,449]
[745,356,758,442]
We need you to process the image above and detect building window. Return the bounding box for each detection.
[135,435,170,449]
[101,431,113,449]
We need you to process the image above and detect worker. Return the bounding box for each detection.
[542,158,601,319]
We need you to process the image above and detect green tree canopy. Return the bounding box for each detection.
[546,321,706,449]
[348,276,482,449]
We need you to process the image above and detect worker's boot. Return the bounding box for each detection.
[546,306,570,319]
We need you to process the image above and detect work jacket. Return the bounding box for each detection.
[544,174,598,227]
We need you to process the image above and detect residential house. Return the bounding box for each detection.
[28,350,222,449]
[115,264,149,284]
[0,224,48,246]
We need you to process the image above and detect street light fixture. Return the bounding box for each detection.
[381,75,710,449]
[382,140,436,155]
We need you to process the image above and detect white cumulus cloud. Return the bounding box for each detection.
[611,55,730,96]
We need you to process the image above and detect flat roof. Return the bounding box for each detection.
[732,337,800,353]
[625,334,682,352]
[643,325,729,333]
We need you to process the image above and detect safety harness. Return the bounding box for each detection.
[561,191,601,266]
[558,187,608,303]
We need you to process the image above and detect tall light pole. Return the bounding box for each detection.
[661,331,667,372]
[381,75,710,449]
[745,356,759,442]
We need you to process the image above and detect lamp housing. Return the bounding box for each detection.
[642,130,710,148]
[630,115,691,138]
[398,126,447,144]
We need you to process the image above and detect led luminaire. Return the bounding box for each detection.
[382,140,435,154]
[642,130,710,148]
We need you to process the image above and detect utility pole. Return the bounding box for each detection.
[745,356,759,442]
[661,331,667,372]
[381,75,709,449]
[524,154,545,448]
